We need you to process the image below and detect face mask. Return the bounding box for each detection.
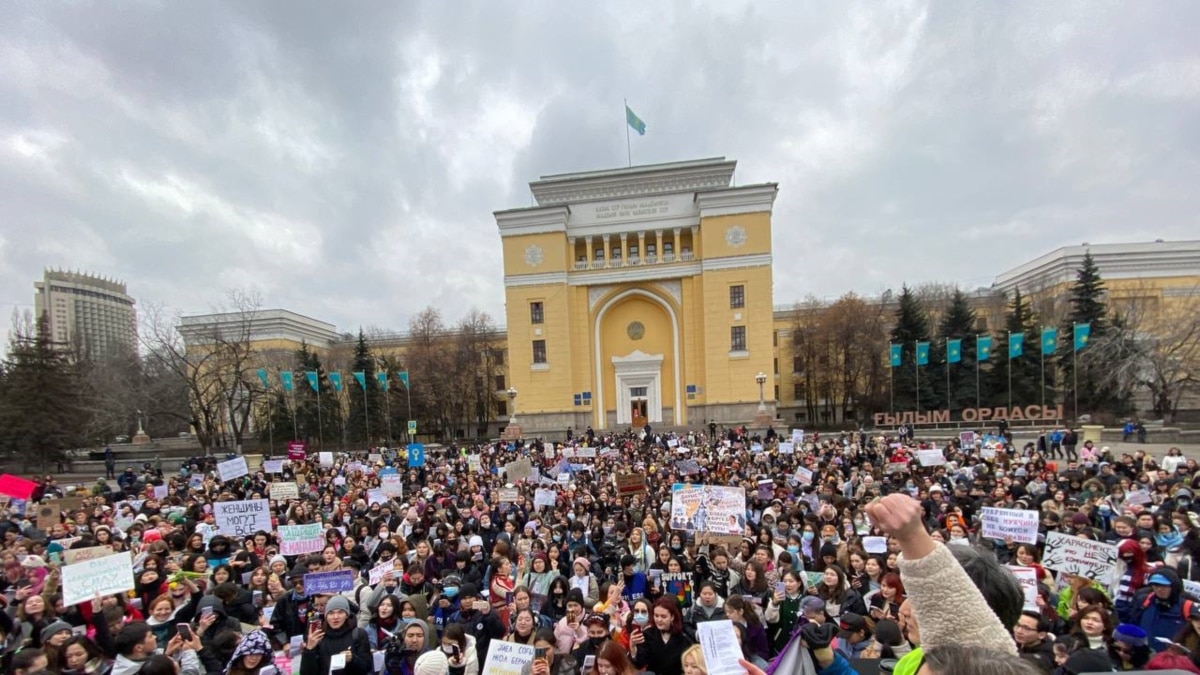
[589,636,606,648]
[633,613,650,626]
[443,587,459,598]
[553,534,562,543]
[603,526,613,535]
[441,645,456,655]
[787,545,800,554]
[802,532,814,543]
[378,531,389,539]
[567,513,575,521]
[480,522,490,529]
[1180,499,1192,508]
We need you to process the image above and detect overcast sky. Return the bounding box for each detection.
[3,2,1198,334]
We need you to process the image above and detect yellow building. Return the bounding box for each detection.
[495,157,778,432]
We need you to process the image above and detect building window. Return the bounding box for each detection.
[532,340,547,364]
[495,375,505,391]
[773,358,778,375]
[497,401,507,417]
[530,301,544,324]
[793,356,802,373]
[730,326,746,352]
[730,285,745,309]
[493,349,505,365]
[774,385,779,401]
[794,383,804,399]
[773,331,778,347]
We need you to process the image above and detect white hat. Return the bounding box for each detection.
[415,651,449,675]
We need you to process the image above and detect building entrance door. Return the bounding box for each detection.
[630,387,649,427]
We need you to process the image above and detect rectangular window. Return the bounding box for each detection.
[495,375,505,391]
[794,383,804,399]
[774,385,779,401]
[773,358,778,375]
[532,340,547,364]
[530,301,544,324]
[730,285,745,309]
[497,401,507,417]
[730,326,746,352]
[793,355,802,373]
[493,349,505,366]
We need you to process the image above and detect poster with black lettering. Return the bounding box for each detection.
[1041,532,1118,583]
[213,499,271,537]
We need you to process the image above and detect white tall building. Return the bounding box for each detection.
[33,270,137,357]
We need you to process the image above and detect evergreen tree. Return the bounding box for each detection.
[258,390,295,450]
[293,342,343,449]
[985,289,1042,410]
[889,285,936,413]
[345,329,384,446]
[1059,252,1131,418]
[0,314,90,470]
[931,289,978,412]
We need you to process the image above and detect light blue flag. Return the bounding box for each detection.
[947,339,962,364]
[376,371,389,392]
[915,342,930,366]
[1041,328,1058,355]
[397,371,410,390]
[888,344,901,368]
[1009,333,1025,359]
[256,368,270,389]
[328,372,342,392]
[625,104,646,135]
[305,371,319,392]
[1074,323,1091,351]
[352,371,366,390]
[407,443,425,468]
[280,371,294,392]
[977,335,993,361]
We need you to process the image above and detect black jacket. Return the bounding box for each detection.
[632,628,693,675]
[299,620,372,675]
[270,591,312,643]
[452,608,505,666]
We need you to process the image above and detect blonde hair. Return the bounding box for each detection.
[681,644,707,674]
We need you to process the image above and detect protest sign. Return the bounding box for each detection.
[863,537,888,554]
[318,452,333,468]
[468,455,482,473]
[959,431,976,448]
[792,429,805,445]
[1042,531,1119,583]
[916,449,944,467]
[663,571,693,608]
[270,482,299,502]
[62,551,135,606]
[1126,489,1151,506]
[804,571,824,590]
[480,640,535,675]
[750,443,763,454]
[668,438,679,448]
[577,447,597,459]
[698,620,744,675]
[380,474,403,497]
[561,447,575,459]
[534,488,557,509]
[885,462,908,475]
[794,467,813,486]
[756,480,774,501]
[778,442,795,455]
[504,458,534,482]
[1184,579,1200,601]
[303,569,355,594]
[214,499,270,537]
[36,504,59,530]
[368,453,382,464]
[63,545,114,565]
[367,489,387,506]
[287,442,306,460]
[615,473,646,496]
[980,507,1040,545]
[543,447,555,460]
[217,456,249,483]
[278,524,324,556]
[0,474,37,500]
[263,460,285,474]
[980,446,997,460]
[1008,566,1039,612]
[152,485,169,500]
[55,497,87,515]
[669,485,745,535]
[675,459,701,475]
[369,560,397,586]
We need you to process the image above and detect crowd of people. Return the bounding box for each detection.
[1,424,1198,675]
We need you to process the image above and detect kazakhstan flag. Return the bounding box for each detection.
[977,335,993,361]
[1009,333,1025,359]
[889,344,902,367]
[626,104,646,135]
[353,371,367,390]
[328,372,343,393]
[947,339,962,364]
[916,342,930,366]
[1074,323,1091,351]
[1041,328,1058,355]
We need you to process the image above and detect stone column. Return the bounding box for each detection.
[619,233,628,266]
[655,229,663,262]
[602,234,611,266]
[638,231,646,263]
[586,236,594,265]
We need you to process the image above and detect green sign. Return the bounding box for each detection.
[407,420,417,434]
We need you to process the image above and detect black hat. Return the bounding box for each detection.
[620,554,637,568]
[458,583,480,600]
[838,613,868,639]
[289,564,307,579]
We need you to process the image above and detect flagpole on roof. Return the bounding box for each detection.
[624,98,632,167]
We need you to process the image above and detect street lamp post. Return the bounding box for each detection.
[753,371,772,427]
[506,387,518,424]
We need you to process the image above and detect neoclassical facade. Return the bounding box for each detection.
[495,157,779,433]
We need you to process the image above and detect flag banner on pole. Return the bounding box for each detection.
[889,344,902,367]
[280,371,294,392]
[1074,323,1091,351]
[305,371,319,392]
[328,372,342,392]
[256,368,270,389]
[977,335,993,361]
[1041,328,1058,355]
[397,371,410,389]
[947,339,962,364]
[915,342,930,366]
[1008,333,1024,359]
[353,372,366,390]
[376,371,389,391]
[625,105,646,135]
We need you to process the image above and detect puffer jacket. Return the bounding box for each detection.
[299,618,373,675]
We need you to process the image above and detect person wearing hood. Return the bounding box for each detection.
[211,582,260,626]
[223,628,272,675]
[1130,567,1191,648]
[299,595,372,675]
[1114,539,1152,624]
[194,595,242,674]
[269,564,312,644]
[205,536,233,568]
[383,619,432,675]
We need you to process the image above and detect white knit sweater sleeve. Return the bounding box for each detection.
[897,543,1018,656]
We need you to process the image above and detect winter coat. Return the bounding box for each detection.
[1130,567,1191,647]
[631,628,693,675]
[299,620,373,675]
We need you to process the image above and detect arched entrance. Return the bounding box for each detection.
[593,289,680,429]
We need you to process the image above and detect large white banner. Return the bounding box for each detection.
[217,456,249,482]
[980,507,1040,545]
[1042,532,1118,583]
[62,551,135,606]
[213,499,271,537]
[669,485,746,535]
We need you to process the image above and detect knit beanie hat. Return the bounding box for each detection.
[415,650,449,675]
[326,595,352,615]
[574,557,591,574]
[1063,649,1115,675]
[1113,623,1148,646]
[40,620,73,643]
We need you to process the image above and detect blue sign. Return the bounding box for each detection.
[303,569,355,595]
[407,443,425,467]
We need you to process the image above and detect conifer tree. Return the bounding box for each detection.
[345,329,382,445]
[293,342,343,449]
[932,289,978,412]
[1060,252,1132,417]
[889,285,936,413]
[985,289,1042,410]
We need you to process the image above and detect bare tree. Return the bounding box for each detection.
[1107,282,1200,422]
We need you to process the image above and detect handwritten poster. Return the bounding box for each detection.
[217,456,249,482]
[669,485,745,535]
[1041,532,1118,583]
[270,482,299,502]
[278,523,324,556]
[62,551,135,606]
[480,640,535,675]
[980,507,1040,545]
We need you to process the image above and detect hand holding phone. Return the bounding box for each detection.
[177,623,193,641]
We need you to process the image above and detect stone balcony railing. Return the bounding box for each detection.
[572,251,693,271]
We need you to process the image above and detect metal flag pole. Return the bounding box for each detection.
[915,342,921,413]
[624,98,632,167]
[362,376,371,447]
[1040,328,1046,411]
[316,375,325,451]
[889,364,894,414]
[1007,331,1013,413]
[946,338,952,411]
[1073,322,1079,422]
[975,337,981,411]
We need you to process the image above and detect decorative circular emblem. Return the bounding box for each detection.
[627,321,645,340]
[524,244,544,267]
[725,224,747,248]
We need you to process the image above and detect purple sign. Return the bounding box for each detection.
[303,569,355,595]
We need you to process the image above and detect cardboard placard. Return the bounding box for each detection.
[980,507,1039,545]
[270,482,299,502]
[213,499,271,537]
[217,456,249,483]
[1042,532,1118,583]
[615,473,646,496]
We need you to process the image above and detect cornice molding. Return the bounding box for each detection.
[530,158,736,206]
[696,184,779,218]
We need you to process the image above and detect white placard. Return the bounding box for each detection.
[534,488,557,509]
[667,438,679,448]
[319,452,333,467]
[367,488,387,506]
[557,473,570,487]
[980,507,1040,545]
[263,460,285,474]
[561,447,576,459]
[270,482,299,502]
[1041,531,1118,583]
[1126,489,1151,506]
[917,449,944,467]
[1009,566,1039,612]
[577,447,597,458]
[380,474,403,497]
[778,442,795,455]
[863,536,887,554]
[792,429,805,445]
[697,619,743,675]
[152,485,168,500]
[213,499,271,537]
[480,639,535,675]
[794,467,813,486]
[468,455,482,473]
[543,447,555,460]
[217,456,249,482]
[62,551,135,606]
[368,453,382,463]
[369,559,396,586]
[504,458,534,483]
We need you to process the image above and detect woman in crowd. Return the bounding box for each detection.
[814,564,866,621]
[765,569,804,653]
[629,598,692,675]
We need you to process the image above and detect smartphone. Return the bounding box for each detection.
[253,590,263,604]
[774,582,786,595]
[200,606,214,620]
[583,656,596,671]
[473,600,489,612]
[534,647,548,660]
[177,624,193,641]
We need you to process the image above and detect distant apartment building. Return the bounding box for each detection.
[34,269,137,357]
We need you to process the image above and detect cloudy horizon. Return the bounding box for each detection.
[2,2,1198,333]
